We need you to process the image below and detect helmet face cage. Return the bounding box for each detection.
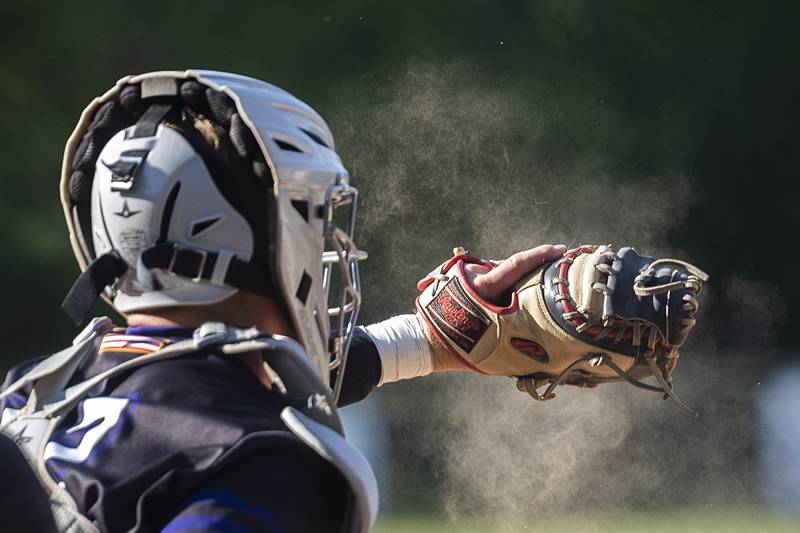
[321,181,366,403]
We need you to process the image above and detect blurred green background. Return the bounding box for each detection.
[2,1,799,530]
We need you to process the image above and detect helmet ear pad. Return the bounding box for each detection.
[64,80,283,322]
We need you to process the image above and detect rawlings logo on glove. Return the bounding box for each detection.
[416,245,708,417]
[427,277,491,353]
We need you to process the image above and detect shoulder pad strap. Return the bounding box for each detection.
[0,317,111,403]
[231,335,343,434]
[38,323,284,419]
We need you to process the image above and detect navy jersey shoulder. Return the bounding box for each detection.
[0,325,384,532]
[0,331,348,532]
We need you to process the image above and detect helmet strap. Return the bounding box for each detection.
[61,251,128,325]
[137,242,277,297]
[130,102,173,139]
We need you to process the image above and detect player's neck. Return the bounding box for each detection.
[125,291,294,390]
[126,290,296,340]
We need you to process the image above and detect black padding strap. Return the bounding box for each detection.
[62,252,128,325]
[131,103,173,139]
[139,243,276,297]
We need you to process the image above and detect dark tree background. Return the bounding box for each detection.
[2,1,797,363]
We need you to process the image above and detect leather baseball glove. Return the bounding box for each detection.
[416,245,708,416]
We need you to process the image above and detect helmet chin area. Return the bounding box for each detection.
[321,181,367,403]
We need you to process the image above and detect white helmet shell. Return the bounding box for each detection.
[60,70,364,384]
[91,124,254,311]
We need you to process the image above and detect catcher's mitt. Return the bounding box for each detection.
[416,245,708,417]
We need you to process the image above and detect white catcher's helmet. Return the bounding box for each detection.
[60,70,365,393]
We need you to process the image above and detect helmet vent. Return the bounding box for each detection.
[274,139,303,153]
[189,215,224,238]
[301,128,329,149]
[158,182,182,243]
[291,199,310,222]
[295,271,312,305]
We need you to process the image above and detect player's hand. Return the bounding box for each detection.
[431,244,566,371]
[463,244,567,303]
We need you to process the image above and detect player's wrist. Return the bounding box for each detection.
[363,314,436,384]
[431,350,471,372]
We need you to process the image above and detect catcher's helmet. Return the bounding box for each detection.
[60,70,365,390]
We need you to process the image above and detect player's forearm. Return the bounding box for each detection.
[336,314,457,407]
[362,314,466,381]
[333,328,383,406]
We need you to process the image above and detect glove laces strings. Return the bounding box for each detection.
[516,351,699,418]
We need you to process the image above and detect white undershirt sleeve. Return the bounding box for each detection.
[361,314,434,385]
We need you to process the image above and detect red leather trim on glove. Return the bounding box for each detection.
[417,254,519,314]
[453,258,519,315]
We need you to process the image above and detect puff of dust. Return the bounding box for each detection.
[329,61,756,524]
[430,376,633,522]
[332,61,695,323]
[721,276,786,348]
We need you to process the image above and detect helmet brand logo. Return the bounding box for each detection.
[114,200,141,219]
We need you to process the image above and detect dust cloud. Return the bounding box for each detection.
[721,277,786,349]
[330,61,780,524]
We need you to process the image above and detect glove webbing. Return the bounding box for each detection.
[516,351,698,417]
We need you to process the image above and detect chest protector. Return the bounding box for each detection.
[0,318,378,533]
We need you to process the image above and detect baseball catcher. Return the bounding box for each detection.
[0,70,707,533]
